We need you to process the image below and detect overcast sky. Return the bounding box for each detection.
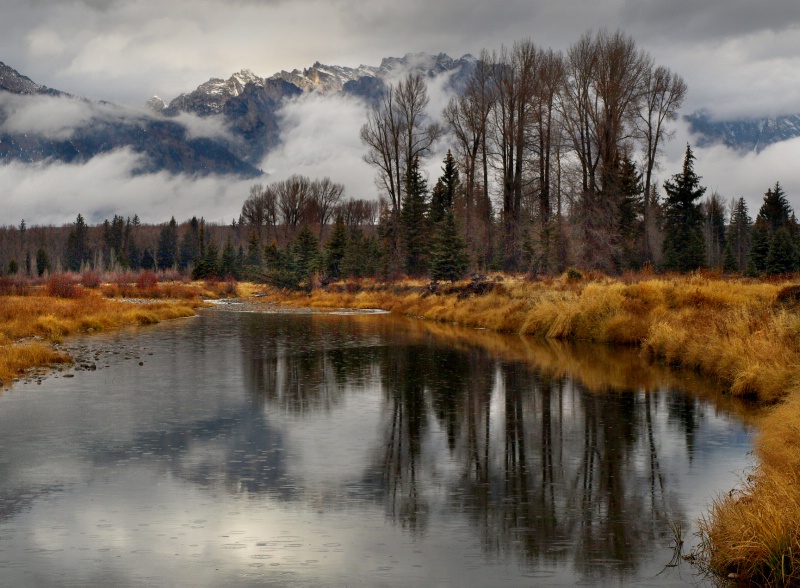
[2,0,800,224]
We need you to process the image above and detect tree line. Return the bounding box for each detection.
[2,29,798,283]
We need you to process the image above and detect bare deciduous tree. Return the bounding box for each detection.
[241,183,277,242]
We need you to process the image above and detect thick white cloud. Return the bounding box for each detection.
[3,0,800,120]
[0,150,253,226]
[659,119,800,216]
[2,0,800,225]
[261,92,375,199]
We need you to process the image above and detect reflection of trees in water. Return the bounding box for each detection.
[232,312,711,577]
[240,313,380,414]
[375,345,430,535]
[371,343,688,580]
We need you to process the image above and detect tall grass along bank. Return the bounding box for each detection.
[252,272,800,586]
[0,289,200,385]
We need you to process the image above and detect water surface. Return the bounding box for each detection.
[0,308,754,586]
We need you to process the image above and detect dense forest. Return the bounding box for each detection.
[1,31,798,286]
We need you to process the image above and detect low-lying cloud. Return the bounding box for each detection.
[0,149,254,226]
[261,92,375,200]
[0,92,235,143]
[660,119,800,216]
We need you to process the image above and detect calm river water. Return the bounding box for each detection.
[0,306,754,587]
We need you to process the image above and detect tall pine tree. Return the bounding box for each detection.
[429,210,469,282]
[661,145,706,272]
[400,158,430,276]
[65,214,91,272]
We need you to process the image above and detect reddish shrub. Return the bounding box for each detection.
[136,271,158,290]
[80,270,102,289]
[0,275,33,296]
[47,273,82,298]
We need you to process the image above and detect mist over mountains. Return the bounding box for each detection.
[2,53,799,179]
[2,52,800,227]
[0,54,476,179]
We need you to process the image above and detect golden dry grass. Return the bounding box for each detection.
[252,273,800,584]
[253,274,793,403]
[0,290,200,386]
[695,391,800,586]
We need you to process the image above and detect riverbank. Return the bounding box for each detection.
[0,288,203,386]
[250,272,800,586]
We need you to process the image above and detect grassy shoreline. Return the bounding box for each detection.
[252,273,800,586]
[0,288,204,386]
[2,272,798,584]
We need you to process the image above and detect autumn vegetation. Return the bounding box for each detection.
[0,271,215,385]
[3,28,800,585]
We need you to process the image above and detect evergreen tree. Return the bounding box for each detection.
[156,217,178,270]
[140,248,156,271]
[127,239,141,271]
[219,237,239,279]
[400,158,430,276]
[428,151,460,226]
[429,210,470,282]
[765,228,798,275]
[36,247,50,277]
[103,215,126,266]
[341,227,379,279]
[616,156,644,270]
[726,197,751,272]
[722,241,738,273]
[179,217,202,271]
[7,259,18,275]
[291,225,320,288]
[262,241,298,289]
[191,239,219,280]
[65,213,91,271]
[242,230,262,279]
[323,215,348,279]
[746,218,770,276]
[703,193,727,269]
[757,182,792,231]
[661,145,706,272]
[747,183,795,275]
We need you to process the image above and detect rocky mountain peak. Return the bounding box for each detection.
[0,61,45,94]
[146,96,166,112]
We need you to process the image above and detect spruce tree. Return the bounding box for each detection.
[661,145,706,272]
[219,237,239,278]
[429,151,460,226]
[323,215,348,279]
[429,210,470,282]
[726,198,751,272]
[179,217,202,271]
[400,158,430,276]
[291,225,320,289]
[156,217,178,270]
[65,213,91,271]
[746,218,770,276]
[757,182,792,231]
[191,239,219,280]
[765,228,798,275]
[140,248,156,271]
[616,156,644,270]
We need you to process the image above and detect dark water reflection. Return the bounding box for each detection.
[0,308,754,587]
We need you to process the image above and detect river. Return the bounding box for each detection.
[0,305,755,586]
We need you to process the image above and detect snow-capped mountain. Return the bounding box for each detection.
[685,110,800,152]
[156,52,477,167]
[0,61,260,176]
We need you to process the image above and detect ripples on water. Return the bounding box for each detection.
[0,308,754,587]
